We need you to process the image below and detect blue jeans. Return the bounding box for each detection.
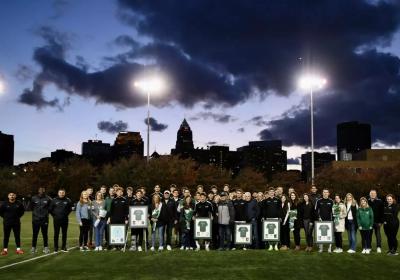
[250,219,259,249]
[151,225,164,248]
[94,219,106,247]
[347,220,357,250]
[219,224,231,249]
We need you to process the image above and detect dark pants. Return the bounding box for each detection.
[250,219,259,249]
[292,227,300,247]
[32,220,49,248]
[182,227,194,248]
[334,232,343,248]
[104,224,109,247]
[79,219,91,247]
[360,229,372,249]
[3,223,21,248]
[132,228,144,247]
[219,224,231,249]
[303,219,314,247]
[88,222,93,245]
[384,222,399,252]
[165,222,174,246]
[212,222,219,249]
[372,223,382,248]
[54,219,68,250]
[280,223,290,246]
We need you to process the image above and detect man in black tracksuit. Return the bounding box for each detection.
[368,190,384,253]
[194,193,213,251]
[129,190,149,251]
[260,188,281,250]
[232,190,248,249]
[0,192,25,255]
[315,188,333,253]
[49,189,73,252]
[107,187,129,249]
[31,187,52,254]
[163,190,178,250]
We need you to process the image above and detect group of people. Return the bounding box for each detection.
[0,184,399,256]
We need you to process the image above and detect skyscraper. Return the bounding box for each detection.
[0,131,14,166]
[337,121,371,160]
[171,119,194,157]
[113,131,144,159]
[82,140,112,164]
[301,152,336,181]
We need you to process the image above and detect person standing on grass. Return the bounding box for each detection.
[31,187,52,254]
[179,196,195,250]
[92,191,107,251]
[298,193,316,252]
[368,189,384,254]
[217,192,235,251]
[315,188,334,253]
[49,188,73,252]
[245,191,259,249]
[288,192,301,250]
[104,186,115,249]
[345,193,358,254]
[0,192,25,256]
[279,194,290,251]
[86,186,95,249]
[107,186,129,250]
[383,194,399,256]
[309,185,321,205]
[130,190,148,252]
[172,189,182,248]
[76,190,91,251]
[150,195,168,251]
[357,197,374,254]
[260,187,281,251]
[332,194,346,253]
[232,189,248,250]
[193,192,214,251]
[163,190,178,251]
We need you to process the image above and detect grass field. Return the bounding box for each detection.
[0,213,399,279]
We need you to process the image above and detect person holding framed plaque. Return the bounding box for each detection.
[179,196,195,250]
[260,187,281,251]
[315,188,334,253]
[107,186,128,250]
[129,190,149,251]
[193,192,213,251]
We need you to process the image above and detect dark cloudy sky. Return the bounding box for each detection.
[1,0,400,169]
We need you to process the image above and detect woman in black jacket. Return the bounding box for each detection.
[298,193,316,252]
[280,194,290,250]
[383,194,399,256]
[150,195,168,251]
[288,192,301,250]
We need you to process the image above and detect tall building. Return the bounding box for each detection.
[171,119,194,158]
[113,131,144,159]
[337,121,371,160]
[82,140,112,164]
[301,152,336,181]
[237,140,287,177]
[50,149,78,164]
[0,131,14,166]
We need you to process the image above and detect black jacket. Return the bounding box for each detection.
[345,204,358,229]
[315,198,334,221]
[261,197,281,219]
[233,199,248,221]
[368,197,384,224]
[109,197,129,223]
[246,199,259,222]
[298,201,316,225]
[194,201,213,218]
[150,202,169,227]
[49,197,73,222]
[31,194,52,222]
[163,198,178,223]
[309,193,321,205]
[0,200,25,225]
[383,203,399,226]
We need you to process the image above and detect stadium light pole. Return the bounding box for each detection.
[133,76,166,163]
[298,74,327,186]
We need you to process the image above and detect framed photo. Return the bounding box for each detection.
[315,221,334,244]
[262,219,280,242]
[109,224,126,245]
[234,223,252,245]
[129,206,148,228]
[194,217,212,240]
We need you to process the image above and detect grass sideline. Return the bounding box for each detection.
[0,214,399,279]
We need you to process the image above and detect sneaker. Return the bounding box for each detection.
[377,247,382,253]
[1,250,8,256]
[243,247,247,251]
[31,247,37,254]
[98,246,103,251]
[54,248,59,253]
[327,247,332,253]
[347,249,355,254]
[137,246,142,252]
[268,245,273,251]
[167,245,172,251]
[80,247,84,251]
[361,249,366,254]
[274,244,279,251]
[195,247,200,251]
[129,246,135,251]
[180,246,184,250]
[43,247,50,254]
[366,249,371,254]
[231,248,236,251]
[83,246,89,251]
[61,247,68,252]
[205,245,210,252]
[318,249,323,253]
[158,246,164,251]
[150,247,155,252]
[16,249,24,255]
[186,247,190,251]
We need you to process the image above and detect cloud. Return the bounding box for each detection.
[237,127,245,133]
[98,120,128,134]
[287,157,301,165]
[15,65,36,82]
[145,117,168,132]
[247,116,268,127]
[190,112,237,123]
[207,141,217,145]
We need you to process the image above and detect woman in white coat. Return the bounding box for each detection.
[333,194,347,253]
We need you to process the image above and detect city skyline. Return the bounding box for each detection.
[1,1,400,168]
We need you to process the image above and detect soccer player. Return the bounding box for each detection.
[383,194,399,256]
[151,185,163,199]
[49,188,73,252]
[30,187,52,254]
[357,197,374,254]
[260,187,281,251]
[107,186,129,250]
[0,192,25,255]
[130,190,148,251]
[368,189,384,253]
[232,189,247,250]
[315,188,334,253]
[193,192,213,251]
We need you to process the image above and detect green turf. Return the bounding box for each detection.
[0,214,399,279]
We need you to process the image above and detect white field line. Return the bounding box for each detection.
[0,246,77,270]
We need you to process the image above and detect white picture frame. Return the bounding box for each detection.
[262,219,280,242]
[194,217,212,240]
[129,206,148,228]
[109,224,126,245]
[315,221,334,244]
[234,223,252,245]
